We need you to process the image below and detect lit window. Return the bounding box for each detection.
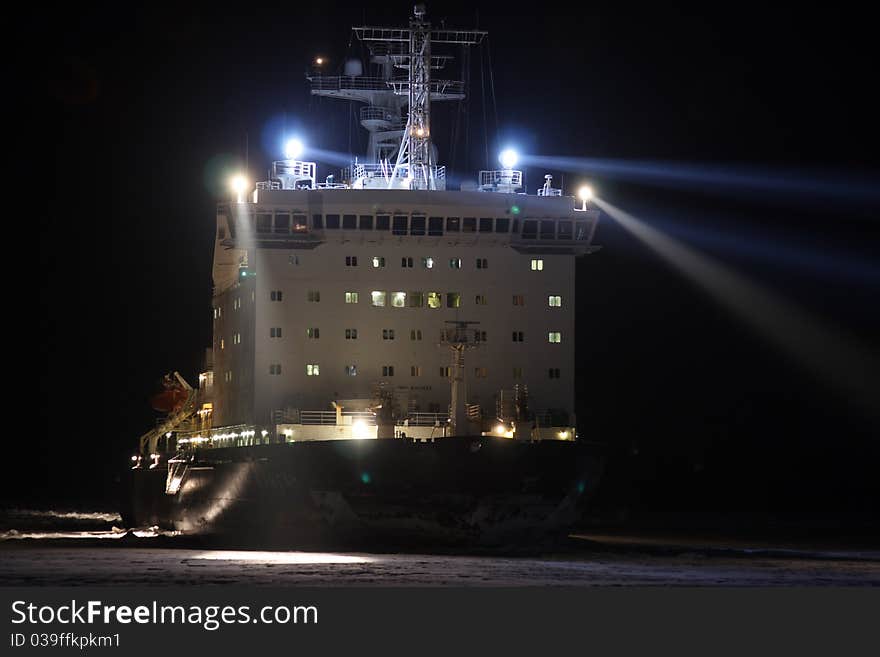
[220,338,225,350]
[345,365,358,376]
[530,259,544,271]
[233,297,240,310]
[410,329,422,341]
[427,292,442,309]
[449,258,462,269]
[475,295,487,305]
[233,333,241,345]
[306,364,320,376]
[513,367,523,379]
[422,257,434,269]
[345,256,358,267]
[440,367,451,378]
[512,331,524,342]
[549,295,562,307]
[391,292,406,308]
[401,257,414,268]
[372,256,386,268]
[307,328,320,339]
[371,291,387,307]
[270,290,283,301]
[476,258,488,269]
[345,328,358,340]
[270,327,282,338]
[446,292,461,308]
[474,367,488,378]
[345,291,359,304]
[269,364,282,375]
[308,290,320,302]
[548,332,561,343]
[382,365,395,377]
[382,329,395,340]
[512,295,525,306]
[410,366,422,377]
[408,292,424,308]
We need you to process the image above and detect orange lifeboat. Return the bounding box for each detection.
[150,375,189,413]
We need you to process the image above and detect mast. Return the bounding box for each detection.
[440,321,481,436]
[347,4,485,190]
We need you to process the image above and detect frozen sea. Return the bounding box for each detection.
[1,508,878,586]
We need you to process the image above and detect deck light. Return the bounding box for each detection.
[284,138,304,160]
[315,57,324,65]
[578,185,593,210]
[230,175,248,195]
[499,148,518,169]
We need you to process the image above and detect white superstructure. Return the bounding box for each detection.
[196,5,600,446]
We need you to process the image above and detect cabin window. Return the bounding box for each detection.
[345,328,358,340]
[449,258,462,269]
[548,368,561,379]
[382,365,395,377]
[548,332,561,343]
[270,327,282,338]
[269,364,281,375]
[476,258,488,269]
[422,257,434,269]
[345,291,359,304]
[345,365,358,376]
[391,292,406,308]
[382,329,396,340]
[427,292,442,309]
[530,258,544,271]
[307,328,320,339]
[306,364,320,376]
[372,256,386,268]
[512,295,524,306]
[345,256,358,267]
[307,290,320,302]
[408,292,424,308]
[371,291,387,307]
[401,257,414,268]
[446,292,461,308]
[549,295,562,307]
[512,331,524,342]
[410,366,422,377]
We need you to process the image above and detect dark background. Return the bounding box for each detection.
[8,3,879,520]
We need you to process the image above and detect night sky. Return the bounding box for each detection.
[10,3,879,515]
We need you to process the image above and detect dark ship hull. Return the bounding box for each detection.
[121,436,604,548]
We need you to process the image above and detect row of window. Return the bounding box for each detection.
[267,290,563,308]
[262,364,564,378]
[248,212,589,241]
[262,328,562,343]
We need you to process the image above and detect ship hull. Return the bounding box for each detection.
[121,437,603,548]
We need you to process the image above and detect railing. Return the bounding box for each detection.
[310,76,396,92]
[537,187,562,196]
[300,410,338,425]
[479,169,523,192]
[359,106,403,125]
[404,413,449,427]
[388,79,466,96]
[350,163,446,183]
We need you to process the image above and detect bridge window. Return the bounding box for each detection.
[495,218,510,233]
[428,217,443,236]
[392,215,408,235]
[256,213,272,234]
[446,217,460,232]
[325,214,340,229]
[410,215,426,235]
[479,217,493,233]
[558,221,572,240]
[376,214,391,231]
[462,217,476,233]
[522,220,537,239]
[312,214,323,229]
[293,214,308,232]
[540,220,556,239]
[343,214,357,230]
[274,213,290,234]
[359,215,374,230]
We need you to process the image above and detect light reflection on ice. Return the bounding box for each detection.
[192,550,374,564]
[0,527,179,541]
